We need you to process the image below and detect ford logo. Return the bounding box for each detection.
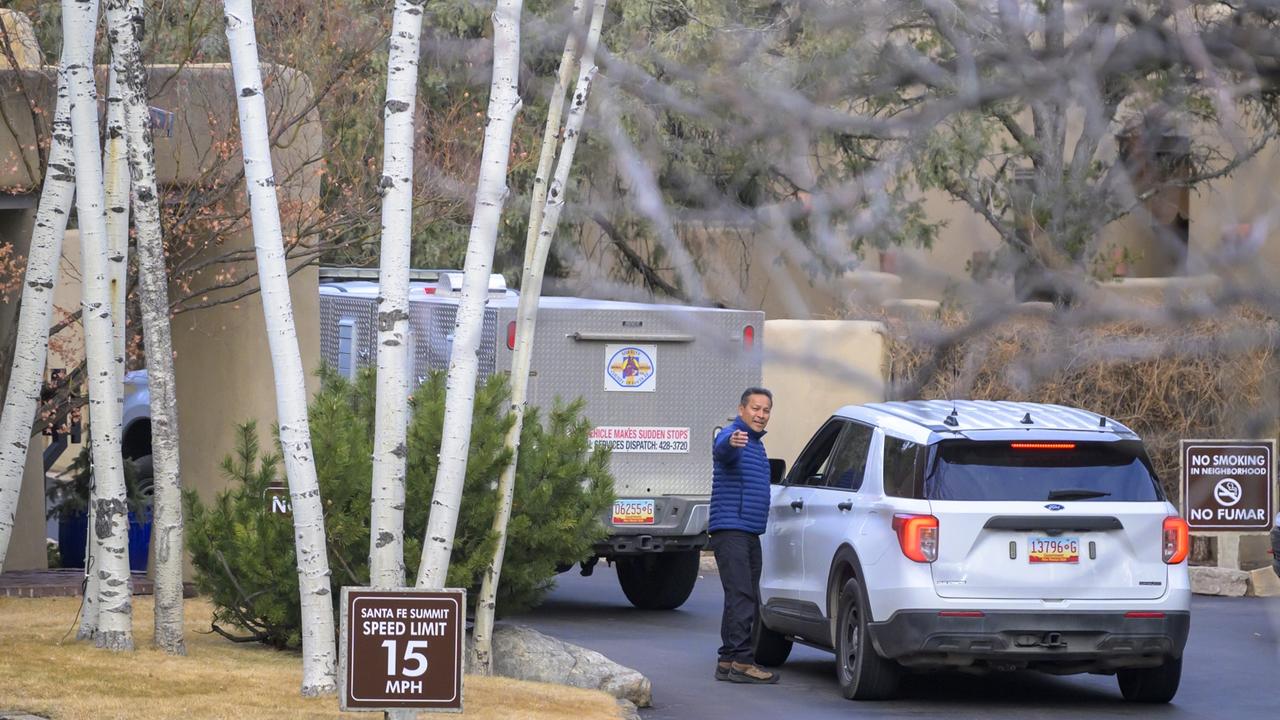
[1044,503,1065,511]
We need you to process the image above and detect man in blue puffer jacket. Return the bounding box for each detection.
[710,387,779,684]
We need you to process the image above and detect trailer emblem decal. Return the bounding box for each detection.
[606,345,656,392]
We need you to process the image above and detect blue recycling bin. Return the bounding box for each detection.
[128,509,153,573]
[57,510,88,569]
[55,509,151,571]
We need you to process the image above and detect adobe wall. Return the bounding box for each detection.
[761,320,887,466]
[0,43,323,569]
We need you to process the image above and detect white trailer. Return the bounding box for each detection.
[318,267,764,609]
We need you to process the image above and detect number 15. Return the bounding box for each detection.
[382,639,429,677]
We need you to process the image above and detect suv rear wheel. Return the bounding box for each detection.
[751,612,792,666]
[615,551,699,610]
[1117,656,1182,703]
[836,578,899,700]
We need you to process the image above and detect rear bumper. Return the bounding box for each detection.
[596,532,707,556]
[596,496,709,556]
[868,610,1190,672]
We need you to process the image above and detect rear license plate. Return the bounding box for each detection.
[1028,536,1080,564]
[612,499,655,525]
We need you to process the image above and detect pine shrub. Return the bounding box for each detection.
[184,368,614,649]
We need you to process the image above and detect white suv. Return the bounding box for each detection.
[755,401,1190,703]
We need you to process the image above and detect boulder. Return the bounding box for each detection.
[485,623,652,708]
[1189,566,1250,597]
[1247,567,1280,598]
[616,698,641,720]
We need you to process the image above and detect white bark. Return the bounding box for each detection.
[369,0,426,593]
[105,0,186,655]
[0,65,75,575]
[104,67,130,396]
[516,0,587,285]
[472,0,604,675]
[98,69,129,640]
[223,0,337,695]
[63,0,134,652]
[416,0,525,590]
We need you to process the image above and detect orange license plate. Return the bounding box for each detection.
[612,499,655,525]
[1028,536,1080,563]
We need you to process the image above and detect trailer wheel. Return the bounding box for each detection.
[616,551,700,610]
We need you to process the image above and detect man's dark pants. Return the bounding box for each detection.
[710,529,762,663]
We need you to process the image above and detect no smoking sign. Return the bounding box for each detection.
[1181,441,1275,532]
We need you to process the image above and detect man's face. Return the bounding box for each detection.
[738,394,772,433]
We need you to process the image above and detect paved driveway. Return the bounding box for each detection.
[515,564,1280,719]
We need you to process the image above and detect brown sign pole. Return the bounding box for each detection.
[339,587,466,713]
[1180,440,1275,532]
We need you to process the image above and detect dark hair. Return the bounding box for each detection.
[739,387,773,406]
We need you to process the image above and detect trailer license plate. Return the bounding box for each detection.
[1028,536,1079,563]
[613,499,655,525]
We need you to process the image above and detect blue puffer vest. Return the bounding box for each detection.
[709,417,771,535]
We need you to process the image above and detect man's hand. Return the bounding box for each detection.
[729,429,749,448]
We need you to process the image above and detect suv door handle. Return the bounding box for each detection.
[837,500,853,512]
[790,499,804,510]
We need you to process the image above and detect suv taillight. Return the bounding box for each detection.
[1163,516,1189,564]
[892,514,938,563]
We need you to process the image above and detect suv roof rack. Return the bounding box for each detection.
[865,400,1132,435]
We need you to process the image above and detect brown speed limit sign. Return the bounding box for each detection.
[339,587,465,712]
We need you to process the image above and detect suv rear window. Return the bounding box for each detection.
[925,440,1164,502]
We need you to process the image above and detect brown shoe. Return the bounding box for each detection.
[728,662,780,684]
[715,660,732,681]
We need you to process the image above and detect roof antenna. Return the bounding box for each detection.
[1021,412,1034,425]
[1098,415,1108,427]
[944,407,959,427]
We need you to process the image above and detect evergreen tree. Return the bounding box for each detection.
[184,368,613,650]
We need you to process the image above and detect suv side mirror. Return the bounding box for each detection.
[769,459,787,484]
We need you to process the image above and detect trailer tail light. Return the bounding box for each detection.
[1163,516,1189,564]
[506,321,516,350]
[892,513,938,563]
[742,325,755,350]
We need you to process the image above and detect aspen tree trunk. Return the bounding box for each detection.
[369,0,426,594]
[103,67,129,394]
[223,0,337,695]
[63,0,134,652]
[516,0,586,286]
[416,0,525,590]
[95,69,128,636]
[0,65,75,575]
[105,0,186,655]
[472,0,606,674]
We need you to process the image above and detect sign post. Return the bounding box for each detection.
[339,587,465,713]
[1180,440,1275,533]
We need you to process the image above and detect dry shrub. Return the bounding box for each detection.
[883,307,1280,499]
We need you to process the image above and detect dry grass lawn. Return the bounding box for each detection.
[0,595,624,720]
